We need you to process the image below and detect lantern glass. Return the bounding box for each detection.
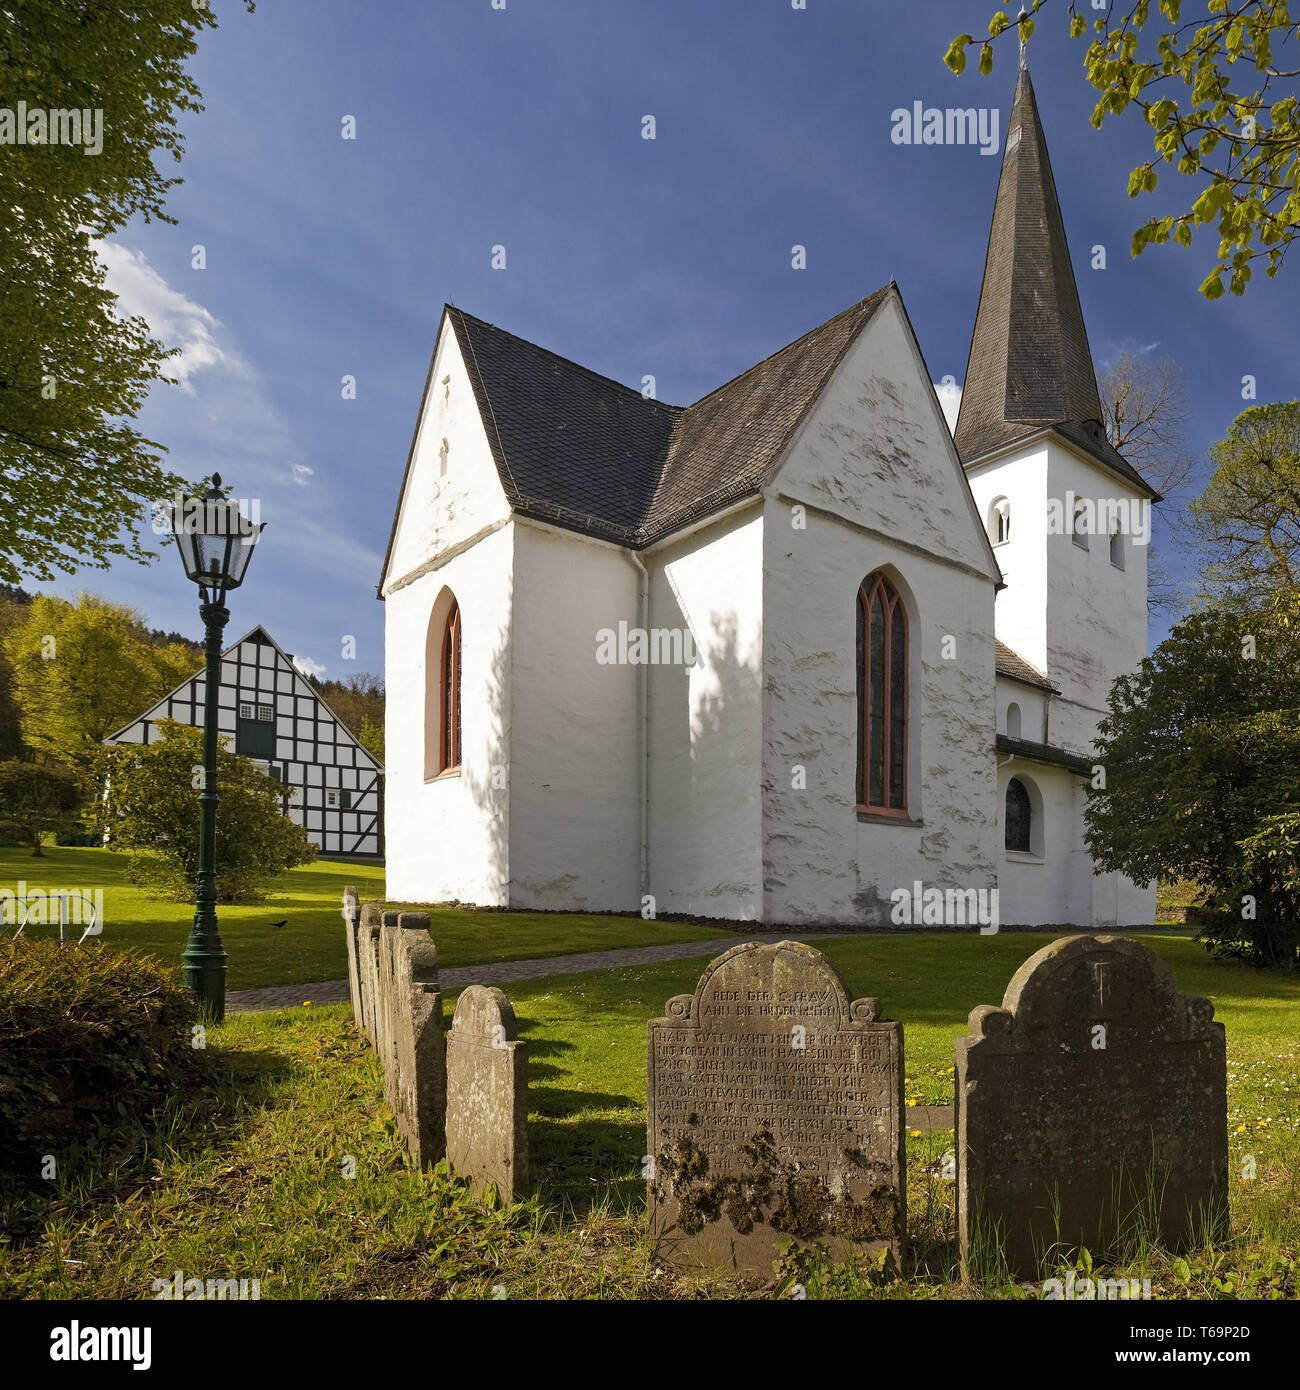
[169,477,264,594]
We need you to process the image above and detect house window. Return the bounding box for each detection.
[327,789,339,808]
[257,703,274,722]
[989,497,1011,546]
[235,705,275,758]
[1005,778,1032,853]
[425,593,462,777]
[856,572,908,815]
[1006,702,1022,739]
[1072,498,1090,549]
[1110,521,1125,569]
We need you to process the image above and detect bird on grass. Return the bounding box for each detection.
[269,919,287,929]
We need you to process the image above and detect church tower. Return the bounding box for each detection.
[956,65,1160,747]
[956,64,1160,928]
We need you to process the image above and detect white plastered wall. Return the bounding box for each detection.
[760,293,1001,925]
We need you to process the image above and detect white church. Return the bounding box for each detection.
[379,70,1159,928]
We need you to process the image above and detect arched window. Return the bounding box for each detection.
[1005,778,1032,853]
[425,593,462,778]
[989,497,1011,546]
[1109,519,1125,569]
[1005,702,1021,739]
[1072,497,1090,549]
[856,572,908,815]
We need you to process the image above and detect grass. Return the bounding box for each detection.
[0,846,731,990]
[2,929,1296,1299]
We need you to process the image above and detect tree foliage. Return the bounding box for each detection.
[3,593,198,772]
[0,1,253,582]
[99,719,316,903]
[946,1,1300,297]
[310,673,385,760]
[1084,598,1300,967]
[1188,400,1300,608]
[0,760,82,855]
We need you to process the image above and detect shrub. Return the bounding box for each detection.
[0,760,82,856]
[0,938,207,1185]
[98,718,317,902]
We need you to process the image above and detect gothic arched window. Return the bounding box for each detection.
[1005,777,1032,853]
[857,572,908,815]
[989,497,1011,546]
[425,594,462,777]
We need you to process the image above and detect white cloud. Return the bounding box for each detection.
[95,241,243,391]
[934,379,962,434]
[291,463,314,486]
[292,654,327,679]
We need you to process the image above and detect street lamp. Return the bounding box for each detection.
[167,474,265,1022]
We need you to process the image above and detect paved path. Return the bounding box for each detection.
[225,932,829,1014]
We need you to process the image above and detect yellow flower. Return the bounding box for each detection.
[303,1000,314,1007]
[1236,1124,1247,1133]
[909,1129,922,1138]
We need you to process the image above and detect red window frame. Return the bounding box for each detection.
[438,600,461,773]
[857,573,909,817]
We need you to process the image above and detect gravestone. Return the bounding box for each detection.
[342,886,363,1034]
[357,903,383,1046]
[956,934,1228,1280]
[647,939,905,1274]
[378,911,445,1166]
[445,985,528,1199]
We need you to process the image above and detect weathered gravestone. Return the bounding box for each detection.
[647,940,905,1274]
[445,985,528,1199]
[356,903,384,1047]
[342,886,364,1034]
[956,934,1227,1280]
[376,911,445,1167]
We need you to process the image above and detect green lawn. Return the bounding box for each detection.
[4,928,1296,1299]
[0,846,731,989]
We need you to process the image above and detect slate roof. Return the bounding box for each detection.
[381,289,893,585]
[994,639,1058,693]
[954,68,1160,501]
[996,732,1091,775]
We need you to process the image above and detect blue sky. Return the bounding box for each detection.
[48,0,1298,676]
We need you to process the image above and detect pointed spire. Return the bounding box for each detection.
[953,68,1109,467]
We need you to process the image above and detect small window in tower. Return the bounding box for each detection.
[989,497,1011,547]
[1006,702,1022,739]
[1110,520,1125,570]
[1072,498,1090,550]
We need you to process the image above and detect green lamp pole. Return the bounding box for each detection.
[168,474,265,1022]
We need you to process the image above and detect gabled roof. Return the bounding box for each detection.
[380,288,894,586]
[994,639,1058,693]
[954,68,1159,501]
[102,624,384,773]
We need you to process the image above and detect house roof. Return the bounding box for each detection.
[953,68,1159,502]
[381,288,894,587]
[102,624,384,773]
[994,639,1058,693]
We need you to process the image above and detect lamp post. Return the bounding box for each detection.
[167,474,265,1022]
